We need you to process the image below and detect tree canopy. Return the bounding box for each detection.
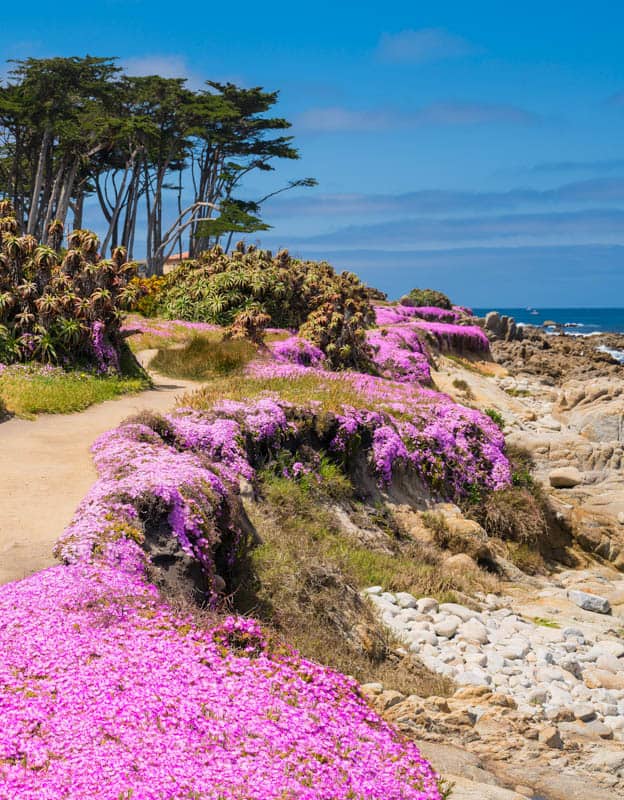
[0,56,315,273]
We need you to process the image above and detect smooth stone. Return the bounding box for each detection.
[549,467,583,488]
[439,603,480,623]
[434,616,462,638]
[455,669,492,687]
[457,618,489,645]
[395,591,418,609]
[527,688,549,705]
[562,627,585,641]
[598,640,624,659]
[360,682,384,694]
[364,586,383,596]
[596,654,624,674]
[572,703,596,722]
[416,597,439,614]
[501,639,530,660]
[567,589,611,615]
[584,669,624,690]
[559,656,583,680]
[604,716,624,733]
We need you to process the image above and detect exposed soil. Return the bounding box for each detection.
[0,352,203,585]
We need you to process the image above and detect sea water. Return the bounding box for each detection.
[473,308,624,335]
[473,308,624,363]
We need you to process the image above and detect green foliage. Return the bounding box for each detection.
[507,444,536,488]
[156,243,375,369]
[129,276,167,317]
[149,335,256,380]
[532,617,560,629]
[0,58,314,272]
[0,201,138,370]
[194,199,271,242]
[452,378,474,399]
[402,288,453,309]
[484,407,505,429]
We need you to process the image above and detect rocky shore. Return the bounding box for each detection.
[361,318,624,799]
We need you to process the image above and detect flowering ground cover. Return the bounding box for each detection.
[0,564,442,800]
[372,304,488,355]
[1,303,509,799]
[412,321,490,352]
[366,325,432,384]
[410,306,462,323]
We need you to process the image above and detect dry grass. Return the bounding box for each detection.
[478,487,547,546]
[234,473,506,696]
[506,542,546,575]
[451,377,474,399]
[150,336,257,380]
[183,370,372,414]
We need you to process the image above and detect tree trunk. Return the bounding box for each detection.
[41,160,66,242]
[27,128,51,236]
[55,159,80,228]
[73,189,84,230]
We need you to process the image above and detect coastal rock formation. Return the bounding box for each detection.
[483,311,523,342]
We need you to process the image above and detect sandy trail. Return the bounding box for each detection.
[0,358,200,585]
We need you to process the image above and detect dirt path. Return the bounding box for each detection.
[0,355,201,585]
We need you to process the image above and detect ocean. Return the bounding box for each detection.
[473,307,624,335]
[472,307,624,364]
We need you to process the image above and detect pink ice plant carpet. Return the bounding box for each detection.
[0,309,509,799]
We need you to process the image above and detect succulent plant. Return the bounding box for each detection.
[0,202,137,370]
[150,243,375,369]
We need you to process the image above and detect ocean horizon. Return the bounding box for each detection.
[473,307,624,335]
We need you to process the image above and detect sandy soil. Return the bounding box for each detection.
[0,357,200,585]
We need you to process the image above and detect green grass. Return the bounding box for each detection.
[149,336,257,381]
[0,370,149,418]
[531,617,560,629]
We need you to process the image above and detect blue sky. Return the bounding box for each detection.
[3,0,624,305]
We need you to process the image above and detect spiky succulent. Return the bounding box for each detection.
[0,202,137,370]
[149,242,375,368]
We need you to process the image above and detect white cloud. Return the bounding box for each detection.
[122,55,207,89]
[296,101,538,132]
[376,28,478,64]
[296,106,393,131]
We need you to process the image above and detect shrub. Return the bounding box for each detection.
[155,243,375,369]
[484,408,505,429]
[452,378,474,398]
[0,201,138,371]
[476,487,548,545]
[129,275,166,316]
[402,288,452,310]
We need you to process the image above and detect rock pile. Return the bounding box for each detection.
[364,587,624,739]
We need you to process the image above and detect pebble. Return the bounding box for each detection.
[365,581,624,730]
